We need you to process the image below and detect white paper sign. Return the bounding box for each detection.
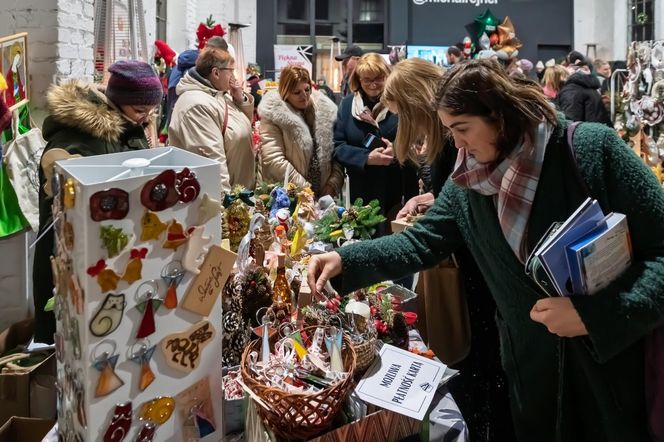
[273,45,313,80]
[355,344,446,420]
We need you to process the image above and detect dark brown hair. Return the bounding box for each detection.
[435,59,558,157]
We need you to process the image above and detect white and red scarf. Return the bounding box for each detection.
[451,122,553,263]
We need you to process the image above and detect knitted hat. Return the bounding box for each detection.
[105,60,163,107]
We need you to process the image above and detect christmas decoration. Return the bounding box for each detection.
[196,15,225,50]
[474,9,500,39]
[315,198,385,243]
[222,186,252,252]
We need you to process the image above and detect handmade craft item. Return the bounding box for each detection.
[73,374,87,429]
[139,397,175,425]
[134,281,163,339]
[122,247,148,284]
[253,313,277,365]
[160,260,185,309]
[324,327,344,373]
[160,320,216,373]
[135,423,156,442]
[68,273,84,315]
[87,259,120,293]
[103,402,132,442]
[100,225,130,259]
[141,170,179,212]
[90,189,130,222]
[89,293,125,337]
[64,177,77,209]
[175,377,217,440]
[140,211,167,241]
[197,193,221,225]
[182,225,211,274]
[162,220,193,250]
[40,149,80,197]
[175,167,200,203]
[181,245,236,316]
[92,340,124,398]
[128,340,157,391]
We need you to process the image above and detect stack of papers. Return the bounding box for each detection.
[526,198,632,296]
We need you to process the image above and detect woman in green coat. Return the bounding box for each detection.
[308,60,664,441]
[33,60,162,343]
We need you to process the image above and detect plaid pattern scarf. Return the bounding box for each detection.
[451,122,553,263]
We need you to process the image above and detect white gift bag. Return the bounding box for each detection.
[3,110,45,231]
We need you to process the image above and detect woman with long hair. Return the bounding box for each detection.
[259,65,344,197]
[308,59,664,441]
[333,53,418,235]
[382,58,514,441]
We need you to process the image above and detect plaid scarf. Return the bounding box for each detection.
[451,122,553,263]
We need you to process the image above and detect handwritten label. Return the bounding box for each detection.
[160,320,216,373]
[181,245,236,316]
[355,344,446,420]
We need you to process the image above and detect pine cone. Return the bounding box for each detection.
[391,312,410,350]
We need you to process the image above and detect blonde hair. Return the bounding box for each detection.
[542,65,569,95]
[278,65,312,101]
[382,58,445,163]
[349,53,392,94]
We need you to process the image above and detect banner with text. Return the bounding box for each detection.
[355,344,446,420]
[274,45,313,80]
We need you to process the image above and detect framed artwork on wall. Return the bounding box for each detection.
[0,32,29,111]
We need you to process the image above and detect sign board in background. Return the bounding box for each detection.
[273,45,313,81]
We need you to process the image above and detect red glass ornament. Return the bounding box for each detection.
[141,170,179,212]
[136,300,156,339]
[176,168,200,203]
[103,402,132,442]
[90,189,130,221]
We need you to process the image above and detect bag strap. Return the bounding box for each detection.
[565,121,591,198]
[222,99,229,138]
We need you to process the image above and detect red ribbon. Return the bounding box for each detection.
[130,248,148,260]
[86,259,106,277]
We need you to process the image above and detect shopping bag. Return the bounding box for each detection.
[2,110,44,231]
[416,255,470,365]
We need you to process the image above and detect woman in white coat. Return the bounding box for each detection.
[258,65,344,196]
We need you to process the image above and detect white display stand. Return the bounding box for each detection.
[53,147,223,441]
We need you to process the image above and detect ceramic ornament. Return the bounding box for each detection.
[87,259,121,293]
[162,220,194,250]
[40,149,80,197]
[135,423,156,442]
[68,273,84,315]
[122,247,148,284]
[160,321,216,373]
[140,211,167,241]
[90,189,130,222]
[197,194,221,225]
[64,177,77,209]
[141,170,179,212]
[182,225,211,274]
[139,397,175,425]
[89,293,126,337]
[175,168,201,203]
[100,225,130,259]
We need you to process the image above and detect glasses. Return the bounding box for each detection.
[360,77,385,87]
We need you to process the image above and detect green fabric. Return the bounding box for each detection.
[337,117,663,441]
[0,162,28,236]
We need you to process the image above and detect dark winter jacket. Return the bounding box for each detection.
[333,93,418,233]
[337,117,663,441]
[556,73,612,126]
[34,80,149,343]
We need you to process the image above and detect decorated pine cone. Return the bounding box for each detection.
[241,269,273,327]
[223,310,243,333]
[391,312,410,350]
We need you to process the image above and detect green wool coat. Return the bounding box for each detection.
[338,119,664,441]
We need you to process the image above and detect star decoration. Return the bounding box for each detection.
[474,9,500,38]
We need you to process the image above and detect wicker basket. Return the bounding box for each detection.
[354,337,377,374]
[240,326,357,440]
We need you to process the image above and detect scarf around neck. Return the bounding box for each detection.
[351,92,389,128]
[451,122,554,263]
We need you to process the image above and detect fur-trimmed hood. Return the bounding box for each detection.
[258,89,337,160]
[44,79,127,142]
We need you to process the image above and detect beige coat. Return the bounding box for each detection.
[169,70,256,195]
[258,89,344,195]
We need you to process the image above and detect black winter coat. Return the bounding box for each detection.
[556,73,612,126]
[332,93,418,234]
[34,80,149,343]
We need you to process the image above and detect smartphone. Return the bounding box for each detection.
[362,133,386,150]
